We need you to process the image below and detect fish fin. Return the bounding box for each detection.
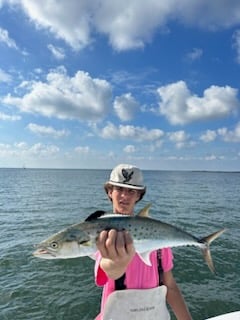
[200,228,226,274]
[137,203,151,218]
[79,240,92,246]
[85,210,106,221]
[137,251,152,266]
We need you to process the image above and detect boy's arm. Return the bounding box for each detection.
[163,270,192,320]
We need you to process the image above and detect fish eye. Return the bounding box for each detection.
[50,241,58,249]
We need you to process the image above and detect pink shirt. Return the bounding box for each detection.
[94,248,173,320]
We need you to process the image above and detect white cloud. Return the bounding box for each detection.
[114,93,139,121]
[93,1,172,51]
[205,154,217,161]
[27,123,70,138]
[28,143,60,156]
[74,146,90,154]
[47,44,65,60]
[0,27,18,49]
[0,143,11,157]
[0,112,21,121]
[174,1,240,30]
[100,122,164,142]
[0,142,59,158]
[186,48,203,61]
[168,130,189,142]
[200,123,240,143]
[6,1,240,51]
[218,122,240,142]
[15,141,28,149]
[16,0,93,51]
[168,130,193,149]
[204,154,225,161]
[3,66,112,121]
[148,139,164,152]
[12,0,171,51]
[232,29,240,64]
[0,26,27,55]
[157,81,239,125]
[124,145,136,153]
[200,130,217,142]
[34,68,43,74]
[0,69,12,83]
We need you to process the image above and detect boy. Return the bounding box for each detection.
[95,164,192,320]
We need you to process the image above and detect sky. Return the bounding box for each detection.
[0,0,240,171]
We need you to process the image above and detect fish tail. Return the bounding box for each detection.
[200,228,226,274]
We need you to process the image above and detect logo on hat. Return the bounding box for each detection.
[122,169,134,183]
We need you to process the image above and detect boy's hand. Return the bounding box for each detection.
[96,229,135,279]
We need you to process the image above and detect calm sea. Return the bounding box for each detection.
[0,169,239,320]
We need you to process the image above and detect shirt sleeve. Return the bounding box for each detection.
[94,251,108,286]
[161,247,174,272]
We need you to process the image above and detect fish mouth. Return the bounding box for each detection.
[33,248,56,258]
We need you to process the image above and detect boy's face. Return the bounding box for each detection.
[108,186,140,215]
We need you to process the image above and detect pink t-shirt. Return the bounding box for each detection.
[94,248,173,320]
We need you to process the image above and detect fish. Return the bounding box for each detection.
[33,204,226,273]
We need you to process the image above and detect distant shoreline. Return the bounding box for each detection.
[0,167,239,173]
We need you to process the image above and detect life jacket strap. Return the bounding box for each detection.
[115,249,163,290]
[115,273,126,290]
[157,249,163,286]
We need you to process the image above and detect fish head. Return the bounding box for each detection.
[33,227,93,259]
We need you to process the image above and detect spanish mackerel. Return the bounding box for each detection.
[33,204,225,273]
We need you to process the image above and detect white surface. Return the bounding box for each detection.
[205,311,240,320]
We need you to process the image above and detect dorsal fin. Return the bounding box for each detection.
[137,203,151,218]
[85,210,106,221]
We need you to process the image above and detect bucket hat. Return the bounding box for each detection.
[104,164,146,200]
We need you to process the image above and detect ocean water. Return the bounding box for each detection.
[0,168,239,320]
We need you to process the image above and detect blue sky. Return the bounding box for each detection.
[0,0,240,171]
